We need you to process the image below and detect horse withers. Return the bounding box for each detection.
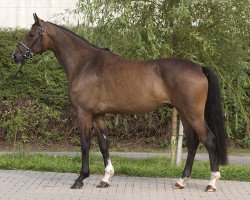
[13,14,227,192]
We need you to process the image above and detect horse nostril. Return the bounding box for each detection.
[12,53,16,60]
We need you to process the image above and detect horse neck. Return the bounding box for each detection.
[47,24,96,79]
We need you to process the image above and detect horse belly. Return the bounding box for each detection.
[103,78,170,114]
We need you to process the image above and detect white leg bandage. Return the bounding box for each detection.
[102,159,114,184]
[208,171,221,189]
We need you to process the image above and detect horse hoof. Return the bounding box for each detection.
[205,185,216,192]
[96,181,110,188]
[173,183,184,189]
[71,181,83,189]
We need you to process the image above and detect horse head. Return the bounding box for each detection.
[12,13,50,63]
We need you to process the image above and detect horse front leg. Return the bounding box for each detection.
[93,117,114,188]
[71,109,92,189]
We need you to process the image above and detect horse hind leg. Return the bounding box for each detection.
[93,116,114,188]
[173,116,199,189]
[185,117,220,192]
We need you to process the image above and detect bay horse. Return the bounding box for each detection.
[13,14,227,192]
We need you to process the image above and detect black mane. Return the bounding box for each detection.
[48,22,110,51]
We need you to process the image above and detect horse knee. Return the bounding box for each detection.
[102,159,114,183]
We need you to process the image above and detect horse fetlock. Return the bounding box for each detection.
[102,159,114,183]
[81,171,90,179]
[211,171,221,180]
[105,165,114,176]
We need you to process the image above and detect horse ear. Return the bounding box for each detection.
[33,13,40,25]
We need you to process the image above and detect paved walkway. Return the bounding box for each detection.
[0,170,249,200]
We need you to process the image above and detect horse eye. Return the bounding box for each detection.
[29,33,34,37]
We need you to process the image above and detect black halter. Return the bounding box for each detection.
[18,26,44,60]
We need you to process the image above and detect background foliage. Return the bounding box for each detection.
[0,0,249,148]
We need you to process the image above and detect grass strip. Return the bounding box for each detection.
[0,153,249,181]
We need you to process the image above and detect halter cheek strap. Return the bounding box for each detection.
[18,26,44,60]
[18,42,34,59]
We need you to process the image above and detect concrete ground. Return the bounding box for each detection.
[0,170,249,200]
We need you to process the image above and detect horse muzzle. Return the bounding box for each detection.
[12,52,25,63]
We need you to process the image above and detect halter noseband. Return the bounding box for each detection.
[18,26,44,60]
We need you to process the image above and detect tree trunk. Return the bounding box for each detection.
[171,108,178,164]
[176,120,184,165]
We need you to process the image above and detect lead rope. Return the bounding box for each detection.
[0,62,25,90]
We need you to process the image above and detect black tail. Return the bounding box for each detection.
[202,67,228,165]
